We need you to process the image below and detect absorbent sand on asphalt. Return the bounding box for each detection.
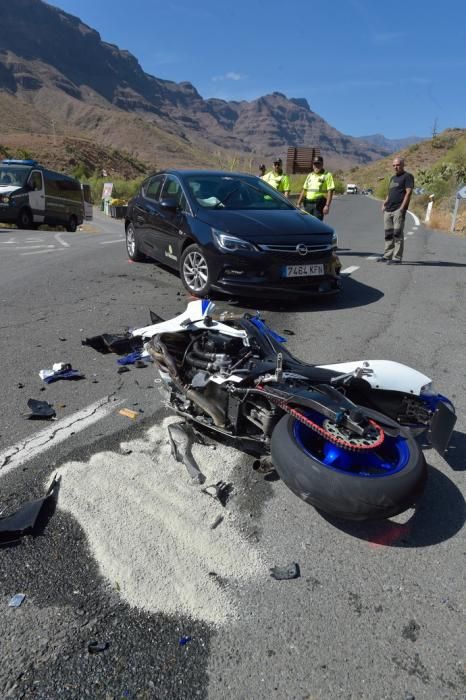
[57,417,266,625]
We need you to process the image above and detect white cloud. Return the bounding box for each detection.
[211,71,245,82]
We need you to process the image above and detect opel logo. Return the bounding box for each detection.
[296,243,308,256]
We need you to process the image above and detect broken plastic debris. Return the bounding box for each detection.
[39,364,84,384]
[179,636,192,646]
[0,476,60,543]
[210,515,224,530]
[82,333,142,355]
[118,408,139,420]
[282,329,295,336]
[134,359,147,368]
[117,350,152,366]
[270,563,301,580]
[27,398,56,420]
[117,366,130,374]
[8,593,26,608]
[201,481,233,507]
[168,422,205,484]
[88,641,109,654]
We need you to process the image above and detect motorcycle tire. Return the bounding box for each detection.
[270,407,427,521]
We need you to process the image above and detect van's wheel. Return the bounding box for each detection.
[17,208,33,229]
[180,244,212,297]
[66,215,78,232]
[125,223,145,261]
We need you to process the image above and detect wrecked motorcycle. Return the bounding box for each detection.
[132,300,456,521]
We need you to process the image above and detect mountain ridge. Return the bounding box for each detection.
[0,0,392,170]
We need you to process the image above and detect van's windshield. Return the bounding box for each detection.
[0,165,30,187]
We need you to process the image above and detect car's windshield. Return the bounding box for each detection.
[0,166,30,187]
[185,175,293,211]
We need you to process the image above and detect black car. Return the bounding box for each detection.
[125,170,341,298]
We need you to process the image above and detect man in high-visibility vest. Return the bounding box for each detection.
[296,156,335,220]
[262,158,290,197]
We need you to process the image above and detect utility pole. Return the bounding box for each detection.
[431,118,438,140]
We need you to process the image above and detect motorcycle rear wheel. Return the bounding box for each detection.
[270,407,426,521]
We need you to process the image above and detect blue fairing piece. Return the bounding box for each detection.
[421,393,455,414]
[117,351,153,366]
[250,316,287,344]
[43,369,85,384]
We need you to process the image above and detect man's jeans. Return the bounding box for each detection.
[383,208,406,260]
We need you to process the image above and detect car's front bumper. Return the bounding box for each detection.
[208,250,342,297]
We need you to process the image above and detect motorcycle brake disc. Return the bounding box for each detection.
[322,419,382,448]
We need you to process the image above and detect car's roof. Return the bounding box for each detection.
[147,169,256,178]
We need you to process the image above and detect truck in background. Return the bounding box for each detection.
[346,183,358,194]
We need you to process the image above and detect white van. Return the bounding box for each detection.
[346,184,358,194]
[0,159,84,230]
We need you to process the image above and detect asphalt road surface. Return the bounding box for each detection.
[0,198,465,700]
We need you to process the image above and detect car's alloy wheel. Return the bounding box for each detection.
[126,223,144,261]
[181,245,211,296]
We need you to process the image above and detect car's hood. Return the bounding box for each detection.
[195,207,334,243]
[0,185,21,195]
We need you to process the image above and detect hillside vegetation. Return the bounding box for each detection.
[342,129,466,232]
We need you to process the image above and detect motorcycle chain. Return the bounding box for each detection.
[256,385,385,452]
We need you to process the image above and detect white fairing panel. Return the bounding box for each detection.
[131,299,248,341]
[317,360,431,396]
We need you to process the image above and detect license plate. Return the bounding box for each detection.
[283,263,324,278]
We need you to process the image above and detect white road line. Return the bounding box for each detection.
[99,238,125,245]
[341,266,359,275]
[54,232,70,248]
[20,248,62,256]
[0,397,122,478]
[12,245,55,250]
[408,211,420,226]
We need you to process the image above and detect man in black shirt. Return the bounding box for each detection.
[377,157,414,264]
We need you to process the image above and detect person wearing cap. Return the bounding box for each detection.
[258,164,266,178]
[296,156,335,220]
[262,158,290,197]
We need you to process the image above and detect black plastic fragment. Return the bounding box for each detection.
[270,562,300,580]
[0,475,60,543]
[134,359,147,368]
[117,366,131,374]
[82,333,142,355]
[27,398,56,419]
[168,422,205,484]
[202,481,233,507]
[88,641,109,654]
[282,329,295,336]
[149,310,165,324]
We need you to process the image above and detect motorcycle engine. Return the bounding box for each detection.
[183,330,246,382]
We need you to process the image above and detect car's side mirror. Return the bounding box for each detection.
[160,197,179,211]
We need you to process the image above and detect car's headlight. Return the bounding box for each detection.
[0,195,11,204]
[212,229,257,252]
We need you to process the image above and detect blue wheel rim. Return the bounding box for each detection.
[293,410,410,478]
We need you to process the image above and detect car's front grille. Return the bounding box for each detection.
[257,243,332,254]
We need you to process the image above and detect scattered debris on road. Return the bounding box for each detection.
[39,362,84,384]
[118,408,139,420]
[270,562,301,580]
[168,422,205,484]
[82,333,141,355]
[27,398,56,420]
[8,593,26,608]
[0,475,60,543]
[210,515,224,530]
[201,481,233,507]
[179,636,192,646]
[88,641,110,654]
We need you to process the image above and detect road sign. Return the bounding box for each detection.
[457,185,466,199]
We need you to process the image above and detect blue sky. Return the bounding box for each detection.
[51,0,466,140]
